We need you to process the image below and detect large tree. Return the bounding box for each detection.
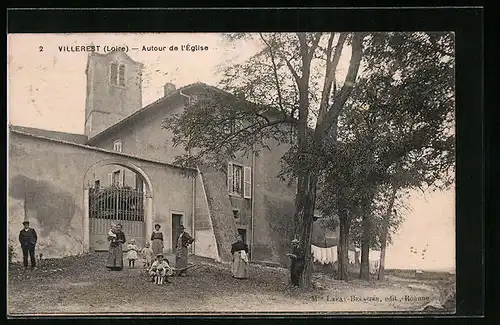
[317,31,455,280]
[163,32,365,287]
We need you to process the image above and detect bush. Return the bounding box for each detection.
[8,245,16,265]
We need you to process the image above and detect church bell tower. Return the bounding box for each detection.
[84,51,144,139]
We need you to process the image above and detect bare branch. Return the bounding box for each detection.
[317,33,348,126]
[308,32,323,61]
[191,117,297,161]
[259,33,286,113]
[319,32,364,134]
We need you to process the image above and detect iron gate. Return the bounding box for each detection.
[89,185,146,251]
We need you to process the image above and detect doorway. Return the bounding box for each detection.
[238,228,247,244]
[172,213,183,252]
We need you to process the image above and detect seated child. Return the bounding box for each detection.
[149,253,173,284]
[141,242,154,269]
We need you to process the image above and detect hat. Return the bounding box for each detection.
[156,253,164,258]
[154,223,161,228]
[291,239,300,244]
[22,221,29,225]
[179,225,185,230]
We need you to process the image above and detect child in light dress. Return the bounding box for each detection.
[126,238,139,268]
[141,242,154,269]
[149,253,173,284]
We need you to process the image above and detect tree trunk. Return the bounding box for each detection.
[360,197,372,281]
[378,186,398,280]
[360,214,371,280]
[293,171,318,288]
[378,233,387,281]
[337,211,350,281]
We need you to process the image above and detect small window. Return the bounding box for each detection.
[113,139,122,152]
[110,63,126,87]
[227,162,252,198]
[118,64,126,86]
[94,180,100,189]
[112,171,121,186]
[233,209,239,219]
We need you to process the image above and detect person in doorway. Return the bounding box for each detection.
[150,223,164,256]
[18,221,37,270]
[106,223,126,271]
[231,235,249,279]
[175,225,194,276]
[286,239,305,287]
[126,238,139,268]
[141,242,154,270]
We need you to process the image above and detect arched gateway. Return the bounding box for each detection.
[83,158,154,252]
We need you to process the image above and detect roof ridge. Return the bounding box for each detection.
[9,124,86,137]
[10,129,194,171]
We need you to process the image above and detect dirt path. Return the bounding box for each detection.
[8,254,446,315]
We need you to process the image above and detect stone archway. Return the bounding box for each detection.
[82,158,154,252]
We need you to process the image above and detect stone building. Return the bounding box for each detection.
[8,50,338,265]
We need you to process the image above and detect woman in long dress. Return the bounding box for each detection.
[150,223,164,256]
[231,235,249,279]
[175,225,194,276]
[106,223,126,271]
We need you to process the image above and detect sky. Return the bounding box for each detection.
[7,33,455,272]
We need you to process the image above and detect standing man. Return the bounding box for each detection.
[19,221,37,270]
[175,225,194,277]
[286,239,305,287]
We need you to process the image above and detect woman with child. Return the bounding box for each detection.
[106,223,126,271]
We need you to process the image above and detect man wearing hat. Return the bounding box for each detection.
[18,221,38,270]
[286,238,305,287]
[149,253,173,284]
[174,225,194,276]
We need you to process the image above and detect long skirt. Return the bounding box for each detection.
[175,246,188,269]
[232,251,249,279]
[151,239,163,256]
[106,243,124,270]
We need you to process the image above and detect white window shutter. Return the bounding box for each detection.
[120,169,125,186]
[227,162,233,193]
[243,166,252,199]
[108,173,113,186]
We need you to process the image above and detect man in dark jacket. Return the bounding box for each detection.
[19,221,37,269]
[287,239,305,287]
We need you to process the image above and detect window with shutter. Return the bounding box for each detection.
[243,166,252,199]
[233,165,243,195]
[120,169,125,186]
[112,170,121,186]
[110,63,118,85]
[118,64,126,86]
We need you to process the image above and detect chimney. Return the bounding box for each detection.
[164,82,176,97]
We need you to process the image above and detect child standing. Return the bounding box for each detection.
[141,242,154,269]
[126,238,139,268]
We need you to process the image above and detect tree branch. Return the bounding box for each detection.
[190,117,297,161]
[308,32,323,61]
[317,33,348,126]
[318,32,364,135]
[260,33,286,113]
